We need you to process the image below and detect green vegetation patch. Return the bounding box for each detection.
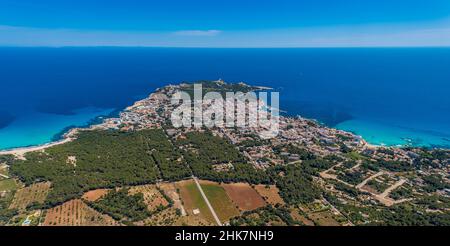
[422,174,450,192]
[389,185,414,200]
[325,193,450,226]
[375,159,413,172]
[0,179,17,191]
[230,205,296,226]
[366,179,389,193]
[10,130,175,205]
[268,164,322,205]
[177,131,270,184]
[273,144,316,162]
[0,155,15,166]
[88,189,150,222]
[345,151,366,161]
[337,171,365,186]
[146,129,191,180]
[331,180,362,197]
[180,80,258,98]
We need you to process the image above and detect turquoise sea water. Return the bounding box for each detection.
[0,107,114,150]
[0,48,449,150]
[336,119,450,148]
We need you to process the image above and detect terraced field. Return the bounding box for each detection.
[43,199,119,226]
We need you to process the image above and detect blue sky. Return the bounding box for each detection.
[0,0,449,47]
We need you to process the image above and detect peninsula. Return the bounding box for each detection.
[0,80,449,226]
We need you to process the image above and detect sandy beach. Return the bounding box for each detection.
[0,128,79,159]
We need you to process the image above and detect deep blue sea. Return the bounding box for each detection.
[0,47,449,149]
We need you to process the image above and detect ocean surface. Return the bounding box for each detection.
[0,47,449,150]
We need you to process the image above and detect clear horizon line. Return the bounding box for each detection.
[1,45,450,49]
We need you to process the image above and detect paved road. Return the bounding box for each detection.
[192,176,222,226]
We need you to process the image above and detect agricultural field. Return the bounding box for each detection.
[9,182,51,210]
[222,183,266,211]
[176,213,213,226]
[81,189,110,202]
[199,180,240,223]
[289,207,314,226]
[254,184,285,205]
[148,207,212,226]
[129,184,170,212]
[176,180,215,225]
[43,199,119,226]
[140,206,213,226]
[0,179,17,192]
[141,207,181,226]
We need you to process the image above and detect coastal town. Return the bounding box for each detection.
[0,80,449,226]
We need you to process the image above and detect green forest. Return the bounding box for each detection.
[176,131,271,184]
[88,189,151,222]
[10,130,180,205]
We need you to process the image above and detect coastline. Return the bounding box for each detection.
[1,82,448,157]
[1,48,449,155]
[0,117,118,158]
[0,106,379,159]
[50,108,122,142]
[1,114,441,158]
[0,128,79,158]
[0,108,124,157]
[335,118,450,149]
